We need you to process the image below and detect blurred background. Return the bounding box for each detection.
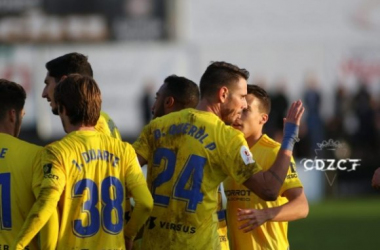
[1,0,379,249]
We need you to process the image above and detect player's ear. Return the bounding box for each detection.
[59,75,68,83]
[219,87,229,103]
[260,113,269,125]
[164,96,175,108]
[8,109,16,123]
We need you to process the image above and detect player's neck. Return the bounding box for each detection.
[0,122,16,137]
[65,124,96,133]
[245,132,263,148]
[196,99,222,119]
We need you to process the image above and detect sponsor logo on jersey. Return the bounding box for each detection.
[43,163,52,174]
[146,216,196,234]
[240,146,255,165]
[43,163,59,179]
[224,189,252,202]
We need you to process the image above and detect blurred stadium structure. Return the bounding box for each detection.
[1,0,380,201]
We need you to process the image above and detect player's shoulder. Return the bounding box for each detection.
[1,133,42,152]
[100,110,111,119]
[257,134,281,150]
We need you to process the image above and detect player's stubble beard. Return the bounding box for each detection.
[221,99,240,126]
[221,107,236,125]
[153,102,165,119]
[52,103,59,115]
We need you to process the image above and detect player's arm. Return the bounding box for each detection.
[13,149,65,250]
[124,145,153,249]
[236,187,309,232]
[136,154,148,166]
[12,186,62,250]
[31,154,59,250]
[243,100,304,200]
[38,209,59,250]
[124,184,153,248]
[133,123,152,167]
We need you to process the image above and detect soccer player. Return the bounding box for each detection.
[224,84,309,250]
[0,79,56,250]
[151,75,199,119]
[151,74,229,249]
[43,52,121,139]
[13,75,153,250]
[42,52,132,232]
[133,61,304,249]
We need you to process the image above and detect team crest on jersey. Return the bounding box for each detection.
[43,163,53,174]
[240,146,255,165]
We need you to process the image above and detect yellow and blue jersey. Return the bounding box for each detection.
[0,133,42,250]
[96,111,122,140]
[133,108,261,250]
[18,130,147,250]
[217,186,229,250]
[224,134,303,250]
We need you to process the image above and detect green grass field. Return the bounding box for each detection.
[288,197,380,250]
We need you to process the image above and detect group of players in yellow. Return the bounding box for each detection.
[0,52,307,250]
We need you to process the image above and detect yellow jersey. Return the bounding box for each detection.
[217,186,229,250]
[96,111,122,140]
[16,130,148,250]
[0,133,42,250]
[133,108,261,250]
[224,134,303,250]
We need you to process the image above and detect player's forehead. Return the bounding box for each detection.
[246,94,261,111]
[44,72,56,84]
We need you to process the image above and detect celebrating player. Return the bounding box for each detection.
[224,84,309,250]
[13,75,153,250]
[150,74,229,249]
[133,61,304,249]
[0,79,56,250]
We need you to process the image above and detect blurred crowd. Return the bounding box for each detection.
[256,75,380,190]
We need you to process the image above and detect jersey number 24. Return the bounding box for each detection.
[152,148,206,213]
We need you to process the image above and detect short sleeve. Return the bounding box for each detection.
[279,157,303,195]
[221,134,262,184]
[132,124,152,162]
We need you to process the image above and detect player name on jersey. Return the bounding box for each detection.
[0,148,8,158]
[153,123,216,150]
[72,149,120,171]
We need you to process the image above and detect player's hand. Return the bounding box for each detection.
[237,208,270,233]
[125,238,134,250]
[283,100,305,126]
[371,167,380,189]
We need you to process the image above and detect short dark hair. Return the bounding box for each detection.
[163,75,199,108]
[247,84,271,114]
[199,61,250,99]
[54,74,101,126]
[46,52,93,82]
[0,79,26,121]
